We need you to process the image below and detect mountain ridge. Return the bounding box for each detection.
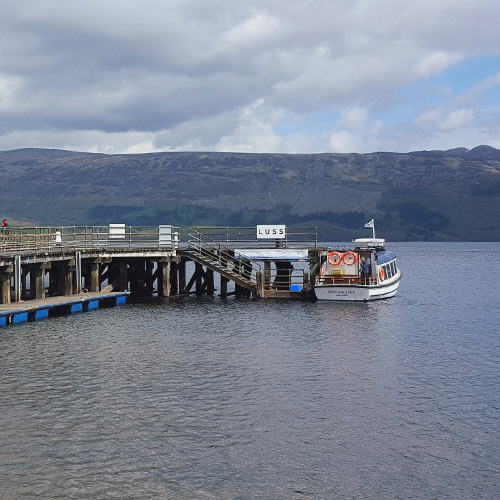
[1,146,500,241]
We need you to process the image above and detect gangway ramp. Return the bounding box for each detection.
[186,227,260,294]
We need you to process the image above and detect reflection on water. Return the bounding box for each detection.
[0,243,499,499]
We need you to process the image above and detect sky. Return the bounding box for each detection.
[1,0,500,154]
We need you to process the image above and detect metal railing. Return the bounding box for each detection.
[0,225,180,257]
[317,273,379,286]
[188,227,261,285]
[189,226,317,248]
[264,268,307,291]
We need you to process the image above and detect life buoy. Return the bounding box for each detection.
[379,267,385,281]
[343,251,358,266]
[327,251,343,266]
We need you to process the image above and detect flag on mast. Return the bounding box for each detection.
[364,219,376,238]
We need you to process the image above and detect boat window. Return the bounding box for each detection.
[391,261,397,275]
[385,264,392,279]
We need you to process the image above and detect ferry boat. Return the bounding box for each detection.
[314,220,401,301]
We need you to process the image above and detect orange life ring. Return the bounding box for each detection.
[379,267,385,281]
[327,251,343,266]
[343,251,358,266]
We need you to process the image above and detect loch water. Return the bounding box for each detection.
[0,243,499,499]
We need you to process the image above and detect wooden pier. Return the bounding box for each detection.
[0,225,326,326]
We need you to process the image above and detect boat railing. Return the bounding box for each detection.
[318,274,379,286]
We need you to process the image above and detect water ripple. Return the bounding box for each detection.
[1,243,500,498]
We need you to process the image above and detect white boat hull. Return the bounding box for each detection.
[314,276,401,302]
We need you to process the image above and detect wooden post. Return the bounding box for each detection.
[158,261,171,297]
[30,266,46,300]
[89,262,100,292]
[206,269,215,295]
[0,273,11,304]
[110,260,128,291]
[74,251,82,294]
[145,261,155,295]
[128,263,138,293]
[170,261,179,295]
[256,271,265,298]
[178,258,186,294]
[220,275,228,298]
[118,260,128,291]
[21,269,28,300]
[48,269,57,296]
[14,255,21,302]
[55,263,73,296]
[195,262,203,295]
[309,249,319,286]
[63,265,73,296]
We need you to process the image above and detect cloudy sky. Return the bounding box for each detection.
[1,0,500,154]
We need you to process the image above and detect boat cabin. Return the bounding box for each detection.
[318,238,399,286]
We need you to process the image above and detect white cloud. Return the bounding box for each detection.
[439,108,475,130]
[329,131,358,153]
[340,108,369,128]
[414,51,463,79]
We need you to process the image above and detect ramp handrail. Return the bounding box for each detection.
[188,227,261,284]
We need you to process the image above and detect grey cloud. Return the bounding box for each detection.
[1,0,500,152]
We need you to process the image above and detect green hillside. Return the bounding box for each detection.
[1,146,500,241]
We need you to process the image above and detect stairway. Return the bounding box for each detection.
[187,228,259,292]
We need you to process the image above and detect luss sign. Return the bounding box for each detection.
[256,225,286,239]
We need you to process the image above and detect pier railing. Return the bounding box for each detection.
[0,225,180,256]
[264,268,308,291]
[189,226,317,248]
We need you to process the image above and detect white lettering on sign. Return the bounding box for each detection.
[256,225,286,239]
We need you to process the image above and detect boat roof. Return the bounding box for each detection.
[352,238,386,249]
[376,251,396,265]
